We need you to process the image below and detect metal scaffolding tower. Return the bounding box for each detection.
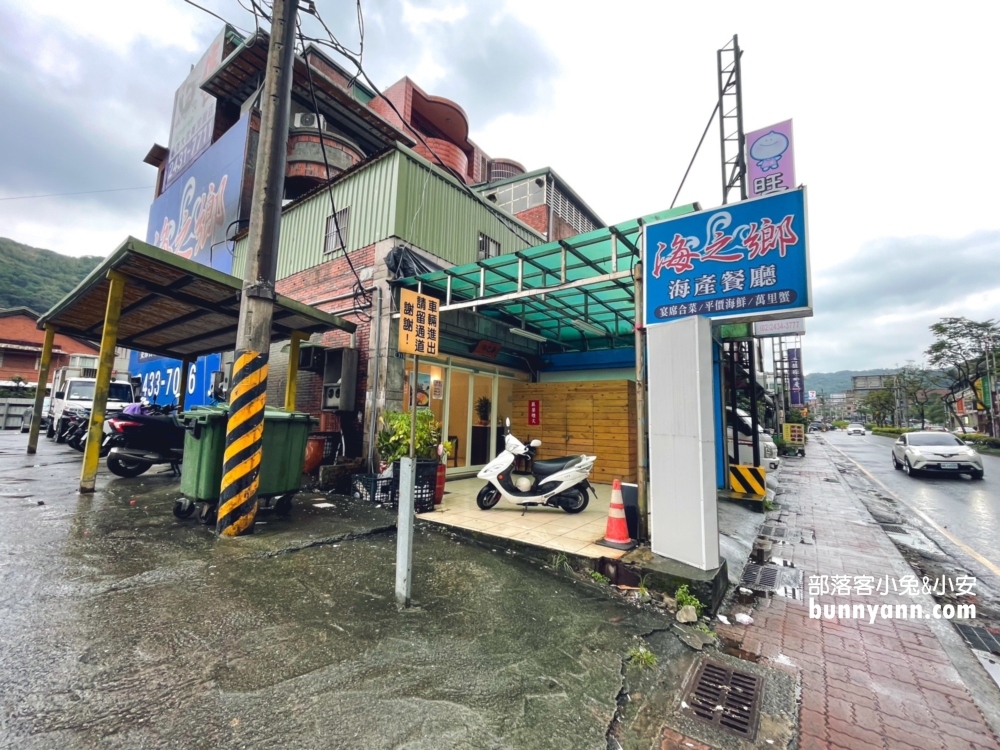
[717,35,747,205]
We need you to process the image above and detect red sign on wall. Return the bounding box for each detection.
[528,400,540,426]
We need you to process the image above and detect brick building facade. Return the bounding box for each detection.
[0,308,100,388]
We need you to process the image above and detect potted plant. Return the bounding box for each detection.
[375,410,441,466]
[475,396,492,425]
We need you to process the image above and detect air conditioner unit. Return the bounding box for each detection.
[322,347,358,412]
[293,112,326,131]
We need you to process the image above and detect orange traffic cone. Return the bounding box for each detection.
[598,478,635,551]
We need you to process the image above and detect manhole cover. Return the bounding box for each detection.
[956,624,1000,656]
[880,524,907,534]
[740,563,780,591]
[682,659,763,740]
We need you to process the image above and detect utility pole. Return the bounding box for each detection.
[216,0,299,537]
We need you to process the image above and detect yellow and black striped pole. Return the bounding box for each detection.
[216,0,299,535]
[216,351,268,536]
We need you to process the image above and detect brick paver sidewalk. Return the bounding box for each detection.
[714,442,1000,750]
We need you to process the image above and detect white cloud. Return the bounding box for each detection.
[3,0,999,374]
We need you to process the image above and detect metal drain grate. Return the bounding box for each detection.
[880,524,908,534]
[682,659,763,739]
[759,525,787,538]
[956,624,1000,656]
[741,563,780,591]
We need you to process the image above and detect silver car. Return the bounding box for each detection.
[892,431,984,480]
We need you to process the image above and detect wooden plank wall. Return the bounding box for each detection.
[511,380,637,484]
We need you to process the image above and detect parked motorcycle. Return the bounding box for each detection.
[64,408,118,457]
[103,404,184,479]
[59,407,90,449]
[476,418,597,513]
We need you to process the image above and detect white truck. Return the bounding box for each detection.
[46,367,136,442]
[726,406,781,472]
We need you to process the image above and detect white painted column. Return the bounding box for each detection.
[646,316,720,571]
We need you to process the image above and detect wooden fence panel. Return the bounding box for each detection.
[511,381,636,483]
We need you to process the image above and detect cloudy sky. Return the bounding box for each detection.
[2,0,998,373]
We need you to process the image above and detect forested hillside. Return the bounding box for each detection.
[0,237,103,313]
[804,368,898,395]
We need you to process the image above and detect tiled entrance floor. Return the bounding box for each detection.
[416,478,627,560]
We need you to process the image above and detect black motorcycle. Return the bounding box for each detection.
[64,408,118,457]
[103,405,184,479]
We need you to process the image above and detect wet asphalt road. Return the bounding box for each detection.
[0,431,694,750]
[822,430,1000,581]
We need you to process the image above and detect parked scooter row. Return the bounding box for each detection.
[103,402,185,478]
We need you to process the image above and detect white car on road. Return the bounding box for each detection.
[847,423,865,436]
[892,431,984,480]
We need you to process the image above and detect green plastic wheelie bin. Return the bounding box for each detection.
[177,405,314,523]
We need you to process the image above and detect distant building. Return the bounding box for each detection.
[0,308,101,389]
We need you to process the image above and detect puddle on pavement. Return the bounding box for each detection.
[718,636,762,663]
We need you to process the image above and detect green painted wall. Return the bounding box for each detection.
[234,145,544,282]
[233,150,400,280]
[393,146,542,266]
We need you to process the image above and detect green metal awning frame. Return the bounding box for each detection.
[38,237,356,360]
[395,204,699,352]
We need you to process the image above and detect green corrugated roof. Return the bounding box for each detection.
[396,204,699,352]
[38,237,355,360]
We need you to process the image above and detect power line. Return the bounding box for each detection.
[298,5,541,247]
[185,0,541,248]
[181,0,252,34]
[0,186,154,202]
[298,21,372,320]
[670,101,718,210]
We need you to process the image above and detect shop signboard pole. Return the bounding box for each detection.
[395,289,440,607]
[643,188,812,570]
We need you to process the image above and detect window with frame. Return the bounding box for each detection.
[477,232,500,261]
[70,355,98,369]
[323,207,351,255]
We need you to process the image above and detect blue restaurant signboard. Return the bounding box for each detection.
[644,188,811,326]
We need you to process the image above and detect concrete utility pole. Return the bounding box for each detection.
[216,0,299,537]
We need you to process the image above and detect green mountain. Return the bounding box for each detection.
[804,368,899,395]
[0,237,104,313]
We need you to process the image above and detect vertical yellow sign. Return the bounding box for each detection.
[398,289,440,356]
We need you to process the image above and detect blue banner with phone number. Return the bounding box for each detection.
[127,351,221,408]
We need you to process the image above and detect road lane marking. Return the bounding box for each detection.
[825,441,1000,579]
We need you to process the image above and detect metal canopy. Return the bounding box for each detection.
[38,238,356,360]
[395,204,698,351]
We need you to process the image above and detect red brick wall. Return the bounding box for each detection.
[368,79,412,134]
[550,213,578,242]
[286,132,363,182]
[275,245,375,433]
[515,205,549,237]
[0,312,99,385]
[412,138,468,178]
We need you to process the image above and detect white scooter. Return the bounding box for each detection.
[476,418,598,514]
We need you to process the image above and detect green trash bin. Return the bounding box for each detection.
[180,405,229,502]
[180,405,315,502]
[258,408,315,497]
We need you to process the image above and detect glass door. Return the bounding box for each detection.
[469,374,495,467]
[445,369,470,470]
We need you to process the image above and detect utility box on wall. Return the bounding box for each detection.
[322,347,358,411]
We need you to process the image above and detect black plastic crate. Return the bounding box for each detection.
[310,431,343,465]
[351,473,394,506]
[390,459,438,514]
